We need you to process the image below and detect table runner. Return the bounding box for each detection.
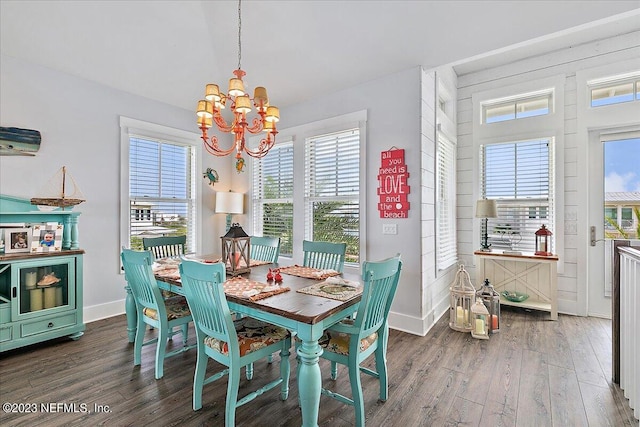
[296,278,362,301]
[224,276,290,301]
[278,265,341,280]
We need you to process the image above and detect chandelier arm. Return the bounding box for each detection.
[246,116,264,134]
[242,137,276,158]
[202,134,238,157]
[212,113,234,133]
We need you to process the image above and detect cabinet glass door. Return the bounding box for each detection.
[16,258,75,318]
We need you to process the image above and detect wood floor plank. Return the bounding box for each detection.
[517,349,552,427]
[580,381,633,427]
[0,312,636,427]
[548,364,588,427]
[443,396,484,427]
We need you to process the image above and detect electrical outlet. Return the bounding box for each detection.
[382,224,397,235]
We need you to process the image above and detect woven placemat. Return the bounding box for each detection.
[279,265,341,280]
[296,280,362,301]
[224,277,290,301]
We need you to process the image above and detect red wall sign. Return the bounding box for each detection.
[377,148,410,218]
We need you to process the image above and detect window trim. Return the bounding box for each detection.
[472,75,565,267]
[119,117,203,272]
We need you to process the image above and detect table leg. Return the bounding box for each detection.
[297,339,323,427]
[125,284,137,343]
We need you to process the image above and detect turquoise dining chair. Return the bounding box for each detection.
[120,248,193,380]
[302,240,347,272]
[299,254,402,427]
[142,235,186,259]
[250,236,281,263]
[178,259,291,424]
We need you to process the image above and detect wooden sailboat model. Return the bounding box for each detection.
[31,166,85,209]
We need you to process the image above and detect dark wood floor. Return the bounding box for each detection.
[0,307,637,427]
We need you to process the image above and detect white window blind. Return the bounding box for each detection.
[480,138,554,253]
[436,134,457,270]
[129,136,196,252]
[252,142,294,256]
[305,129,360,264]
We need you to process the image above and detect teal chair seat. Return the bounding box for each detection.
[120,248,194,380]
[297,254,402,427]
[302,240,347,272]
[179,259,291,425]
[250,236,281,263]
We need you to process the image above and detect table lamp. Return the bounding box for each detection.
[476,199,498,251]
[215,191,244,231]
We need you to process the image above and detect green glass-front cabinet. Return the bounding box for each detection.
[0,195,84,352]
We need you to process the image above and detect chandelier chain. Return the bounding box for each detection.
[237,0,242,70]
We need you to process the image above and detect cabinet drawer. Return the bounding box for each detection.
[0,325,12,343]
[21,312,76,337]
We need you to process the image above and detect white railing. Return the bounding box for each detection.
[619,245,640,420]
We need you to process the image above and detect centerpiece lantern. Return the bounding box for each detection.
[221,223,251,276]
[535,224,553,256]
[449,264,476,332]
[477,279,500,334]
[470,298,490,340]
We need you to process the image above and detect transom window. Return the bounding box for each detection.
[482,90,552,124]
[589,72,640,107]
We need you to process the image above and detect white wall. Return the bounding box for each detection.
[456,31,640,315]
[0,54,229,321]
[236,67,436,334]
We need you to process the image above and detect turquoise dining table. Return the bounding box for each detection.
[124,256,362,427]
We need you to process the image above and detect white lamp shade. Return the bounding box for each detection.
[215,191,244,214]
[475,199,498,218]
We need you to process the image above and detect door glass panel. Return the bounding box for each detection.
[20,263,69,315]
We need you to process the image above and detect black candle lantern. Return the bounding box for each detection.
[535,224,553,256]
[477,279,500,334]
[221,223,251,276]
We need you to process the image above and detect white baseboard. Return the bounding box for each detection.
[84,299,125,323]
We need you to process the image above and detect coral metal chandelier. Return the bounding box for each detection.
[196,0,280,172]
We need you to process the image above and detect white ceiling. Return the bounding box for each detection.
[1,1,639,111]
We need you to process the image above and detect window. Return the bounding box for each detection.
[482,90,552,124]
[252,142,294,256]
[120,117,199,255]
[480,138,555,253]
[436,134,457,270]
[305,129,360,264]
[589,72,640,107]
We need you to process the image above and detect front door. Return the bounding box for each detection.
[588,130,640,318]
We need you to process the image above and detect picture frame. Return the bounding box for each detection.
[5,228,32,254]
[31,223,63,253]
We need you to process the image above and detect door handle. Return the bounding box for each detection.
[590,226,597,246]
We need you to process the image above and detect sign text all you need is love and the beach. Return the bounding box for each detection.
[377,148,410,218]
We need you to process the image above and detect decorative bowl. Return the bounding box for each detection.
[501,291,529,302]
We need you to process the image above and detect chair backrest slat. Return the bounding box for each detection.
[121,248,165,316]
[179,260,238,353]
[355,255,402,339]
[142,235,186,260]
[250,236,281,263]
[302,240,347,272]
